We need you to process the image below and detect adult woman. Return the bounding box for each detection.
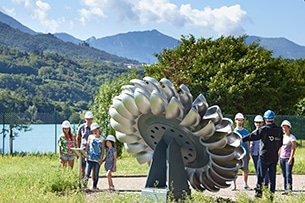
[280,120,296,195]
[58,120,76,168]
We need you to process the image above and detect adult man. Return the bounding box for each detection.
[77,111,94,178]
[242,110,283,198]
[232,113,251,190]
[250,115,263,172]
[250,115,269,187]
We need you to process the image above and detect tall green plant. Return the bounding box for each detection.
[91,69,142,157]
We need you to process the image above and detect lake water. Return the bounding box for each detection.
[0,124,79,154]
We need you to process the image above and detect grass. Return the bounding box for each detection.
[1,147,305,202]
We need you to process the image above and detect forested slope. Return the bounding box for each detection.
[0,44,142,123]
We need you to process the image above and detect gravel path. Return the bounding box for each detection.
[85,174,305,201]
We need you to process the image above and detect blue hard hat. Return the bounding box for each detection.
[263,110,276,119]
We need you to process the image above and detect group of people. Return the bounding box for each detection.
[56,109,296,196]
[233,110,296,199]
[57,111,117,191]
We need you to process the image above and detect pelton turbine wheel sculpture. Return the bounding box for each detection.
[109,76,245,200]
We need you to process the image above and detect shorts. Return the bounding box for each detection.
[82,157,86,167]
[61,155,75,161]
[241,155,249,171]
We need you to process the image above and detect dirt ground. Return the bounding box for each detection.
[86,174,305,201]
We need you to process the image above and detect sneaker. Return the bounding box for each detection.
[255,193,262,198]
[282,190,292,195]
[82,178,88,188]
[109,186,115,191]
[244,185,252,190]
[231,186,237,191]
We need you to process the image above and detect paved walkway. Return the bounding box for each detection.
[86,174,305,201]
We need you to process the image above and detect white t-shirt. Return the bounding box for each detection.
[280,134,296,159]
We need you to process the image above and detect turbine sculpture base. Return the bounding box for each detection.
[142,135,191,201]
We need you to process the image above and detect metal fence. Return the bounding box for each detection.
[1,111,304,154]
[0,111,59,154]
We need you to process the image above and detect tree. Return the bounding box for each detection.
[144,35,305,115]
[25,105,38,122]
[3,112,31,154]
[91,69,142,157]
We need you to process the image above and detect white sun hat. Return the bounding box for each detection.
[90,122,100,131]
[281,120,291,128]
[106,135,116,142]
[254,115,263,122]
[85,111,94,119]
[61,120,71,128]
[234,113,244,120]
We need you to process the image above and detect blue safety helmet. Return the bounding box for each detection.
[263,110,276,119]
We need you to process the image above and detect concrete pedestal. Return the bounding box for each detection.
[141,188,169,203]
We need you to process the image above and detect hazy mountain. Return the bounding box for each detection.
[1,10,305,64]
[86,29,180,63]
[83,31,305,63]
[0,21,139,64]
[0,11,36,35]
[54,32,82,44]
[245,36,305,59]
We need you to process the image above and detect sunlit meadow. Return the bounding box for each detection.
[1,147,305,202]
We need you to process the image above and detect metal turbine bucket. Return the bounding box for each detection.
[110,76,244,195]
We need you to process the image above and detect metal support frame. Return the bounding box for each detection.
[143,135,191,201]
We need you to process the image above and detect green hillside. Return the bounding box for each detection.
[0,44,143,123]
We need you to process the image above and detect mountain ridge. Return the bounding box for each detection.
[86,29,180,63]
[0,11,304,63]
[0,11,36,35]
[0,20,139,64]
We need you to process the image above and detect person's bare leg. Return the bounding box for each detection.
[61,160,68,167]
[68,160,74,169]
[243,170,251,189]
[81,166,86,178]
[106,170,114,190]
[232,179,237,190]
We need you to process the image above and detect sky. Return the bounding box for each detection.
[1,0,305,46]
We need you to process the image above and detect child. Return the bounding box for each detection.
[104,135,117,191]
[84,122,105,190]
[58,120,76,168]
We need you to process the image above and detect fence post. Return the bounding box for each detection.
[105,111,109,137]
[2,112,5,155]
[54,108,57,153]
[301,116,303,147]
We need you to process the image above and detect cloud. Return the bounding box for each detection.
[0,6,16,17]
[79,0,249,36]
[11,0,60,33]
[179,4,248,36]
[12,0,35,11]
[30,1,58,32]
